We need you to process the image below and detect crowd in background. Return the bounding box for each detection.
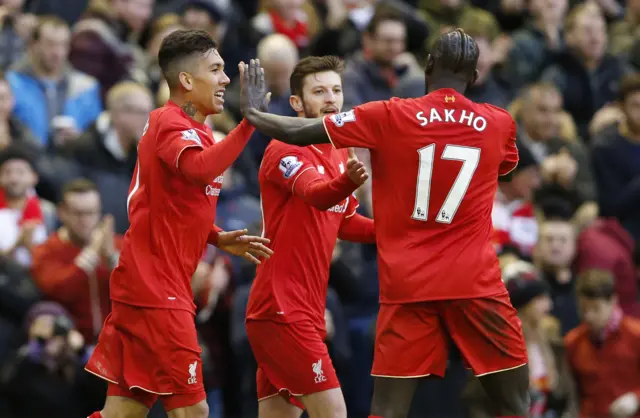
[0,0,639,416]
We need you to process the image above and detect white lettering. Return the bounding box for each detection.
[429,108,442,122]
[205,185,220,196]
[473,117,487,132]
[415,109,488,132]
[327,197,349,214]
[444,109,455,122]
[416,111,428,126]
[459,110,474,126]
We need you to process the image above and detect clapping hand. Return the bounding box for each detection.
[217,228,273,264]
[238,59,271,116]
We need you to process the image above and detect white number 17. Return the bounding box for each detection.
[411,144,481,224]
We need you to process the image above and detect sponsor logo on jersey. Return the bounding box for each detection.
[181,129,202,144]
[329,110,356,127]
[444,95,455,103]
[279,156,303,179]
[327,197,349,214]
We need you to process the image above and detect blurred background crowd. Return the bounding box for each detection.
[0,0,638,416]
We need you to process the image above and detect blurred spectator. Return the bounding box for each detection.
[464,262,575,418]
[145,13,183,95]
[0,147,48,266]
[0,72,40,153]
[576,217,640,317]
[0,301,100,418]
[227,33,298,171]
[7,16,103,147]
[419,0,499,49]
[501,0,568,92]
[252,0,311,49]
[535,216,581,335]
[0,0,37,71]
[541,3,627,141]
[65,81,153,233]
[70,0,153,98]
[343,9,409,109]
[518,83,596,203]
[492,144,541,261]
[591,73,640,243]
[565,269,640,418]
[609,0,640,58]
[31,179,122,343]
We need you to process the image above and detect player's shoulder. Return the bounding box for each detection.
[265,138,311,159]
[152,104,192,129]
[474,102,515,124]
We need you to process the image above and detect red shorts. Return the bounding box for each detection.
[372,293,528,378]
[85,302,206,411]
[246,319,340,409]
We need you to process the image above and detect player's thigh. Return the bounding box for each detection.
[370,377,420,418]
[477,363,530,416]
[258,392,304,418]
[372,302,449,378]
[165,399,209,418]
[441,294,528,377]
[101,385,154,418]
[300,387,347,418]
[246,320,340,397]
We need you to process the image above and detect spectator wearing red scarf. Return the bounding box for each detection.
[252,0,310,49]
[565,269,640,418]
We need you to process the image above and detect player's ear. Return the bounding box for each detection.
[178,71,193,92]
[470,69,479,87]
[289,95,304,113]
[425,55,434,75]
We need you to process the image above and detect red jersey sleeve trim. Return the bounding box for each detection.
[500,160,518,176]
[176,144,204,169]
[345,202,360,218]
[290,166,315,194]
[321,116,339,150]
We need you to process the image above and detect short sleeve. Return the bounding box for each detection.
[156,114,204,170]
[321,101,389,150]
[262,142,316,193]
[499,118,519,176]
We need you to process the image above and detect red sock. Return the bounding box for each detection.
[88,413,102,418]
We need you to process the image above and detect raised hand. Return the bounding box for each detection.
[238,59,271,116]
[217,228,274,265]
[346,150,369,186]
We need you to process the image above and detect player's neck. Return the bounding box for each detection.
[169,95,207,124]
[427,80,467,95]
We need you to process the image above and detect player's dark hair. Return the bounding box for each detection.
[158,29,218,89]
[365,8,405,35]
[60,178,99,204]
[290,56,345,97]
[30,15,69,43]
[428,28,479,78]
[619,73,640,102]
[576,269,616,300]
[0,145,36,171]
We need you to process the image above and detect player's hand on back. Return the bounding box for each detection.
[238,59,271,116]
[346,148,369,186]
[217,228,274,265]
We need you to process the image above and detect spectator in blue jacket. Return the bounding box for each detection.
[6,15,102,148]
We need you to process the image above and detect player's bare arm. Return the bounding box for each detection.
[239,59,330,146]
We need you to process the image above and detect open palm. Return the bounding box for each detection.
[217,229,273,264]
[239,59,271,115]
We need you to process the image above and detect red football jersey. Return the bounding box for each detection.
[110,101,223,313]
[321,88,519,303]
[246,141,358,330]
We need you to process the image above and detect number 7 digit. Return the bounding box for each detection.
[411,144,481,224]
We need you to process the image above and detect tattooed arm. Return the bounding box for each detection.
[245,109,330,146]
